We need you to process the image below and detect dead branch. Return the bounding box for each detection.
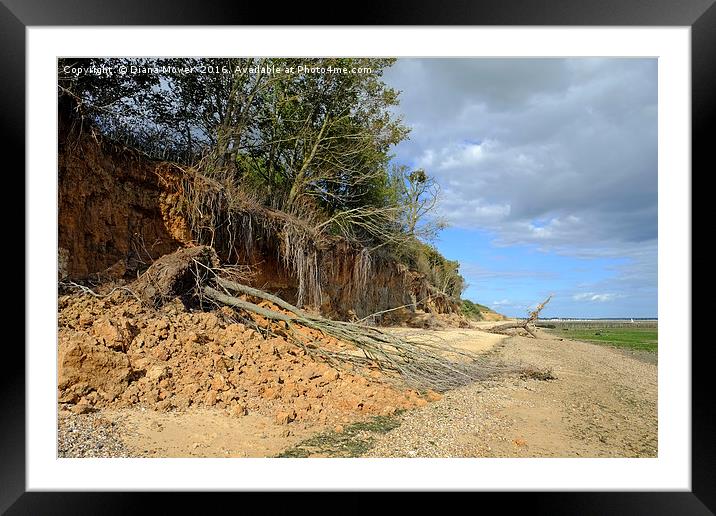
[488,295,552,338]
[59,281,143,304]
[354,297,429,325]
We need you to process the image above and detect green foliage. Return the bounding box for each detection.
[387,164,447,241]
[59,57,468,298]
[393,238,465,298]
[58,58,159,111]
[461,299,483,320]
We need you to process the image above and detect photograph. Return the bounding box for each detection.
[56,56,658,459]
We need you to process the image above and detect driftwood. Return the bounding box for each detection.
[488,295,552,338]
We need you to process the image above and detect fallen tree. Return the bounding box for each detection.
[488,295,553,338]
[203,276,519,392]
[123,246,534,391]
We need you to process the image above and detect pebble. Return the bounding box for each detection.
[58,412,132,458]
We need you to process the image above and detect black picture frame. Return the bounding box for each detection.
[5,0,710,513]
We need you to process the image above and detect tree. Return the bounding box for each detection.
[388,165,447,242]
[58,58,456,252]
[250,58,408,216]
[58,58,163,153]
[143,58,280,170]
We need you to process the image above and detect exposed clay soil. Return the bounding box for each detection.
[58,291,656,458]
[57,291,436,447]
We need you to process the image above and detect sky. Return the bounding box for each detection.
[382,58,657,318]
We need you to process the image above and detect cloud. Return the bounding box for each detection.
[573,292,617,302]
[459,262,557,281]
[384,58,657,252]
[383,58,657,314]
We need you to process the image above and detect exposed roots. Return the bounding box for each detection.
[179,168,329,309]
[130,246,220,307]
[351,247,372,298]
[281,223,322,308]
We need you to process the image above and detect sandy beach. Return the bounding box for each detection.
[59,324,656,458]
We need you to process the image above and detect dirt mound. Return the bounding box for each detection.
[58,291,434,426]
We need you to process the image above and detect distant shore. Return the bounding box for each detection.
[539,318,657,322]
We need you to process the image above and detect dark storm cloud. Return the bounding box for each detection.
[383,58,658,253]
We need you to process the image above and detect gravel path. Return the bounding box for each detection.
[58,410,133,458]
[367,332,657,458]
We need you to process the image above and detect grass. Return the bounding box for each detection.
[547,326,658,353]
[276,412,404,458]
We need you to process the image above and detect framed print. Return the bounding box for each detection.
[5,0,712,513]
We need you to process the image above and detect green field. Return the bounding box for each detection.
[545,325,658,352]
